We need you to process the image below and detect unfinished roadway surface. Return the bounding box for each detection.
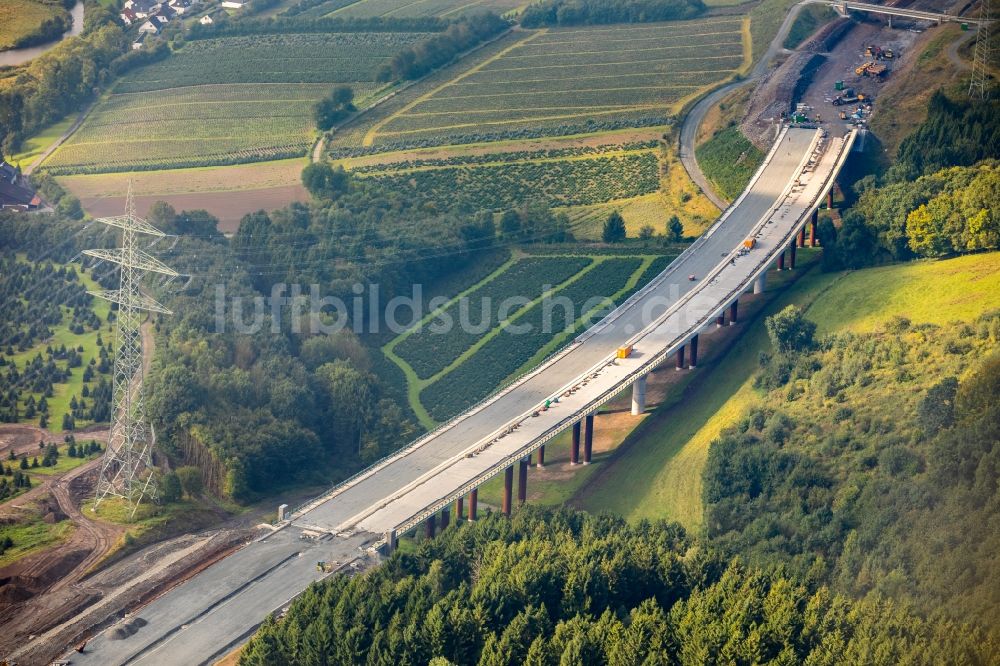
[63,125,855,665]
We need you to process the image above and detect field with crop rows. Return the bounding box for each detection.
[328,0,524,19]
[45,32,426,173]
[393,256,591,380]
[420,257,646,421]
[369,18,746,147]
[357,143,659,211]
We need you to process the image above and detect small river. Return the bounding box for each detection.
[0,1,85,67]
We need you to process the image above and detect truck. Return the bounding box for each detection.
[743,238,757,249]
[616,345,633,359]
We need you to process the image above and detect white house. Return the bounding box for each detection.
[221,0,247,8]
[137,19,161,34]
[198,13,213,24]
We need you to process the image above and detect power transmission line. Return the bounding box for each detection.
[970,0,993,99]
[83,183,177,518]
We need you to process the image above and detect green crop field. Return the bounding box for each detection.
[367,18,747,147]
[44,32,428,173]
[417,256,663,422]
[383,252,676,427]
[393,256,591,380]
[328,0,524,19]
[356,142,660,210]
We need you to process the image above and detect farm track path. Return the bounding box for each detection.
[679,0,810,209]
[26,99,96,176]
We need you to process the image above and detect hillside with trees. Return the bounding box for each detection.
[821,94,1000,269]
[704,306,1000,633]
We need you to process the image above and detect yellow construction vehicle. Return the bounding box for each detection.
[855,61,874,76]
[616,345,633,359]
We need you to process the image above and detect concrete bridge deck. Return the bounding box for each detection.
[62,126,855,665]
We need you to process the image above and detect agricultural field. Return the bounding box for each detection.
[326,0,524,19]
[392,256,591,381]
[382,252,677,427]
[420,256,646,421]
[44,32,428,173]
[356,142,659,211]
[365,18,747,148]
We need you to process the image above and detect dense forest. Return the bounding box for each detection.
[239,508,996,664]
[520,0,705,27]
[821,94,1000,269]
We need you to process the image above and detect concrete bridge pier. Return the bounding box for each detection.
[729,300,738,325]
[631,374,647,415]
[777,251,785,271]
[789,241,797,269]
[717,312,725,327]
[810,210,818,247]
[754,272,767,294]
[469,488,478,521]
[571,421,581,465]
[676,344,686,370]
[798,227,806,248]
[386,529,398,553]
[503,466,513,516]
[826,190,834,209]
[583,414,594,463]
[456,496,464,521]
[426,513,437,539]
[518,457,529,505]
[689,334,699,368]
[441,507,450,530]
[537,444,545,467]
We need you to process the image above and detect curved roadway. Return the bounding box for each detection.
[63,124,855,665]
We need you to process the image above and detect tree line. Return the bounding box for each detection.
[239,507,996,665]
[520,0,705,28]
[376,12,509,82]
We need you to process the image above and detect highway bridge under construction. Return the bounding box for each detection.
[64,124,856,665]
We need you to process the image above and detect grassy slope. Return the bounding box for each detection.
[695,125,764,202]
[573,252,1000,531]
[781,4,836,50]
[868,24,969,159]
[0,516,75,568]
[748,0,798,65]
[5,116,74,167]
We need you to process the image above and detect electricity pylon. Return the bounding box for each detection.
[970,0,992,99]
[84,183,177,517]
